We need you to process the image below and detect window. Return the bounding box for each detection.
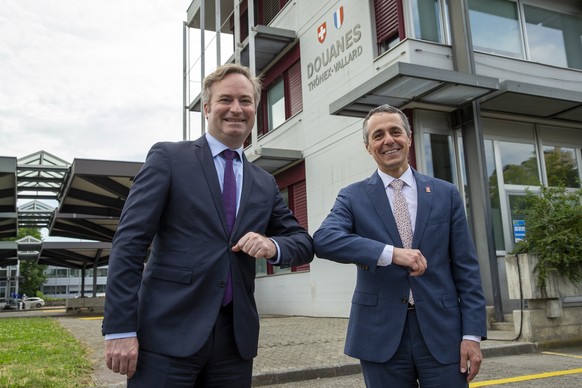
[484,140,505,251]
[423,133,455,183]
[375,0,404,54]
[410,0,445,43]
[468,0,524,58]
[481,122,581,253]
[256,44,302,136]
[467,0,582,70]
[498,141,540,186]
[543,146,580,188]
[267,78,285,131]
[524,5,582,71]
[256,162,310,276]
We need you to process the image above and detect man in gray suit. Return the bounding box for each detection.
[314,104,486,387]
[103,64,313,387]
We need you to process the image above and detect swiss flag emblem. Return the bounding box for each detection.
[317,22,327,43]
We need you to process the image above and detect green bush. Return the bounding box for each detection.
[511,185,582,288]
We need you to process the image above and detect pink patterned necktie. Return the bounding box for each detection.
[390,179,414,305]
[221,149,237,306]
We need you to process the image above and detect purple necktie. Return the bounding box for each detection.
[221,149,237,306]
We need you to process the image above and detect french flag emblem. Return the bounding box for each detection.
[333,6,344,29]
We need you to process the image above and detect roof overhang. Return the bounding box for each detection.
[51,158,142,241]
[245,147,303,174]
[240,25,297,74]
[480,80,582,122]
[0,241,17,267]
[186,0,234,32]
[39,241,111,269]
[330,62,499,117]
[0,157,17,239]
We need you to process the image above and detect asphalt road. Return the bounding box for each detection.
[268,345,582,387]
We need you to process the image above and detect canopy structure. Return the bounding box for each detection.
[0,151,142,269]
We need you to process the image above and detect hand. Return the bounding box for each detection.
[460,339,482,382]
[232,232,277,259]
[392,248,427,276]
[105,337,139,379]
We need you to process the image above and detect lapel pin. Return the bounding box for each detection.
[425,186,431,193]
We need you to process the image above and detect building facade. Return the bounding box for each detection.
[184,0,582,318]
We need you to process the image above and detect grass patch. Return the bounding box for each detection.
[0,317,93,387]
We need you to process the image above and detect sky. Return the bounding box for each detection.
[0,0,194,163]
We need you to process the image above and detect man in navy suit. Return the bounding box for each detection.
[103,64,313,387]
[313,104,486,387]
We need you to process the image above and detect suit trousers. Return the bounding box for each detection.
[360,309,468,388]
[127,303,253,388]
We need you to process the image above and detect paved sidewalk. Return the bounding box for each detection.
[2,308,537,387]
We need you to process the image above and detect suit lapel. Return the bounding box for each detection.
[366,172,403,247]
[412,170,433,248]
[193,137,230,237]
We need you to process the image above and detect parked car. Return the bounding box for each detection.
[3,298,22,310]
[24,297,45,308]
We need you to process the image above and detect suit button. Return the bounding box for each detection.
[218,280,226,287]
[401,298,408,304]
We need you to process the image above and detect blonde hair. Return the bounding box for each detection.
[202,64,262,108]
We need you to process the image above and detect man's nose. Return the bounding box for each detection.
[383,133,394,144]
[230,100,242,113]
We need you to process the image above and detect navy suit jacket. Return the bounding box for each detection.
[103,136,313,359]
[313,168,486,364]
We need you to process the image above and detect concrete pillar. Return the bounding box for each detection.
[448,0,503,321]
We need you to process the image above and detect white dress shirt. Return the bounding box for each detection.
[376,166,416,267]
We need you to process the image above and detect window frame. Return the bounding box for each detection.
[257,43,302,137]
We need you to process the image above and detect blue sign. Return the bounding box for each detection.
[513,220,526,243]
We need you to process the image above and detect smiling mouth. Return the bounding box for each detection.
[224,118,245,123]
[382,149,400,155]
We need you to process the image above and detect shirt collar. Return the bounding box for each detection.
[377,166,414,189]
[205,132,244,160]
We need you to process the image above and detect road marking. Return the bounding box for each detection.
[79,316,103,321]
[470,368,582,387]
[542,351,582,359]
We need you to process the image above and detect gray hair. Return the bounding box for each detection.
[362,104,411,146]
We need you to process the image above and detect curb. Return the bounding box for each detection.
[253,363,361,387]
[481,342,538,358]
[251,340,540,387]
[94,342,541,388]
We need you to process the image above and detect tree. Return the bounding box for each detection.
[4,228,48,297]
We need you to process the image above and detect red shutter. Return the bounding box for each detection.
[261,0,280,25]
[290,180,307,229]
[287,60,303,117]
[374,0,399,43]
[290,180,310,272]
[274,163,310,272]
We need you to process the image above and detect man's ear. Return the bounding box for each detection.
[364,142,371,154]
[203,103,209,118]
